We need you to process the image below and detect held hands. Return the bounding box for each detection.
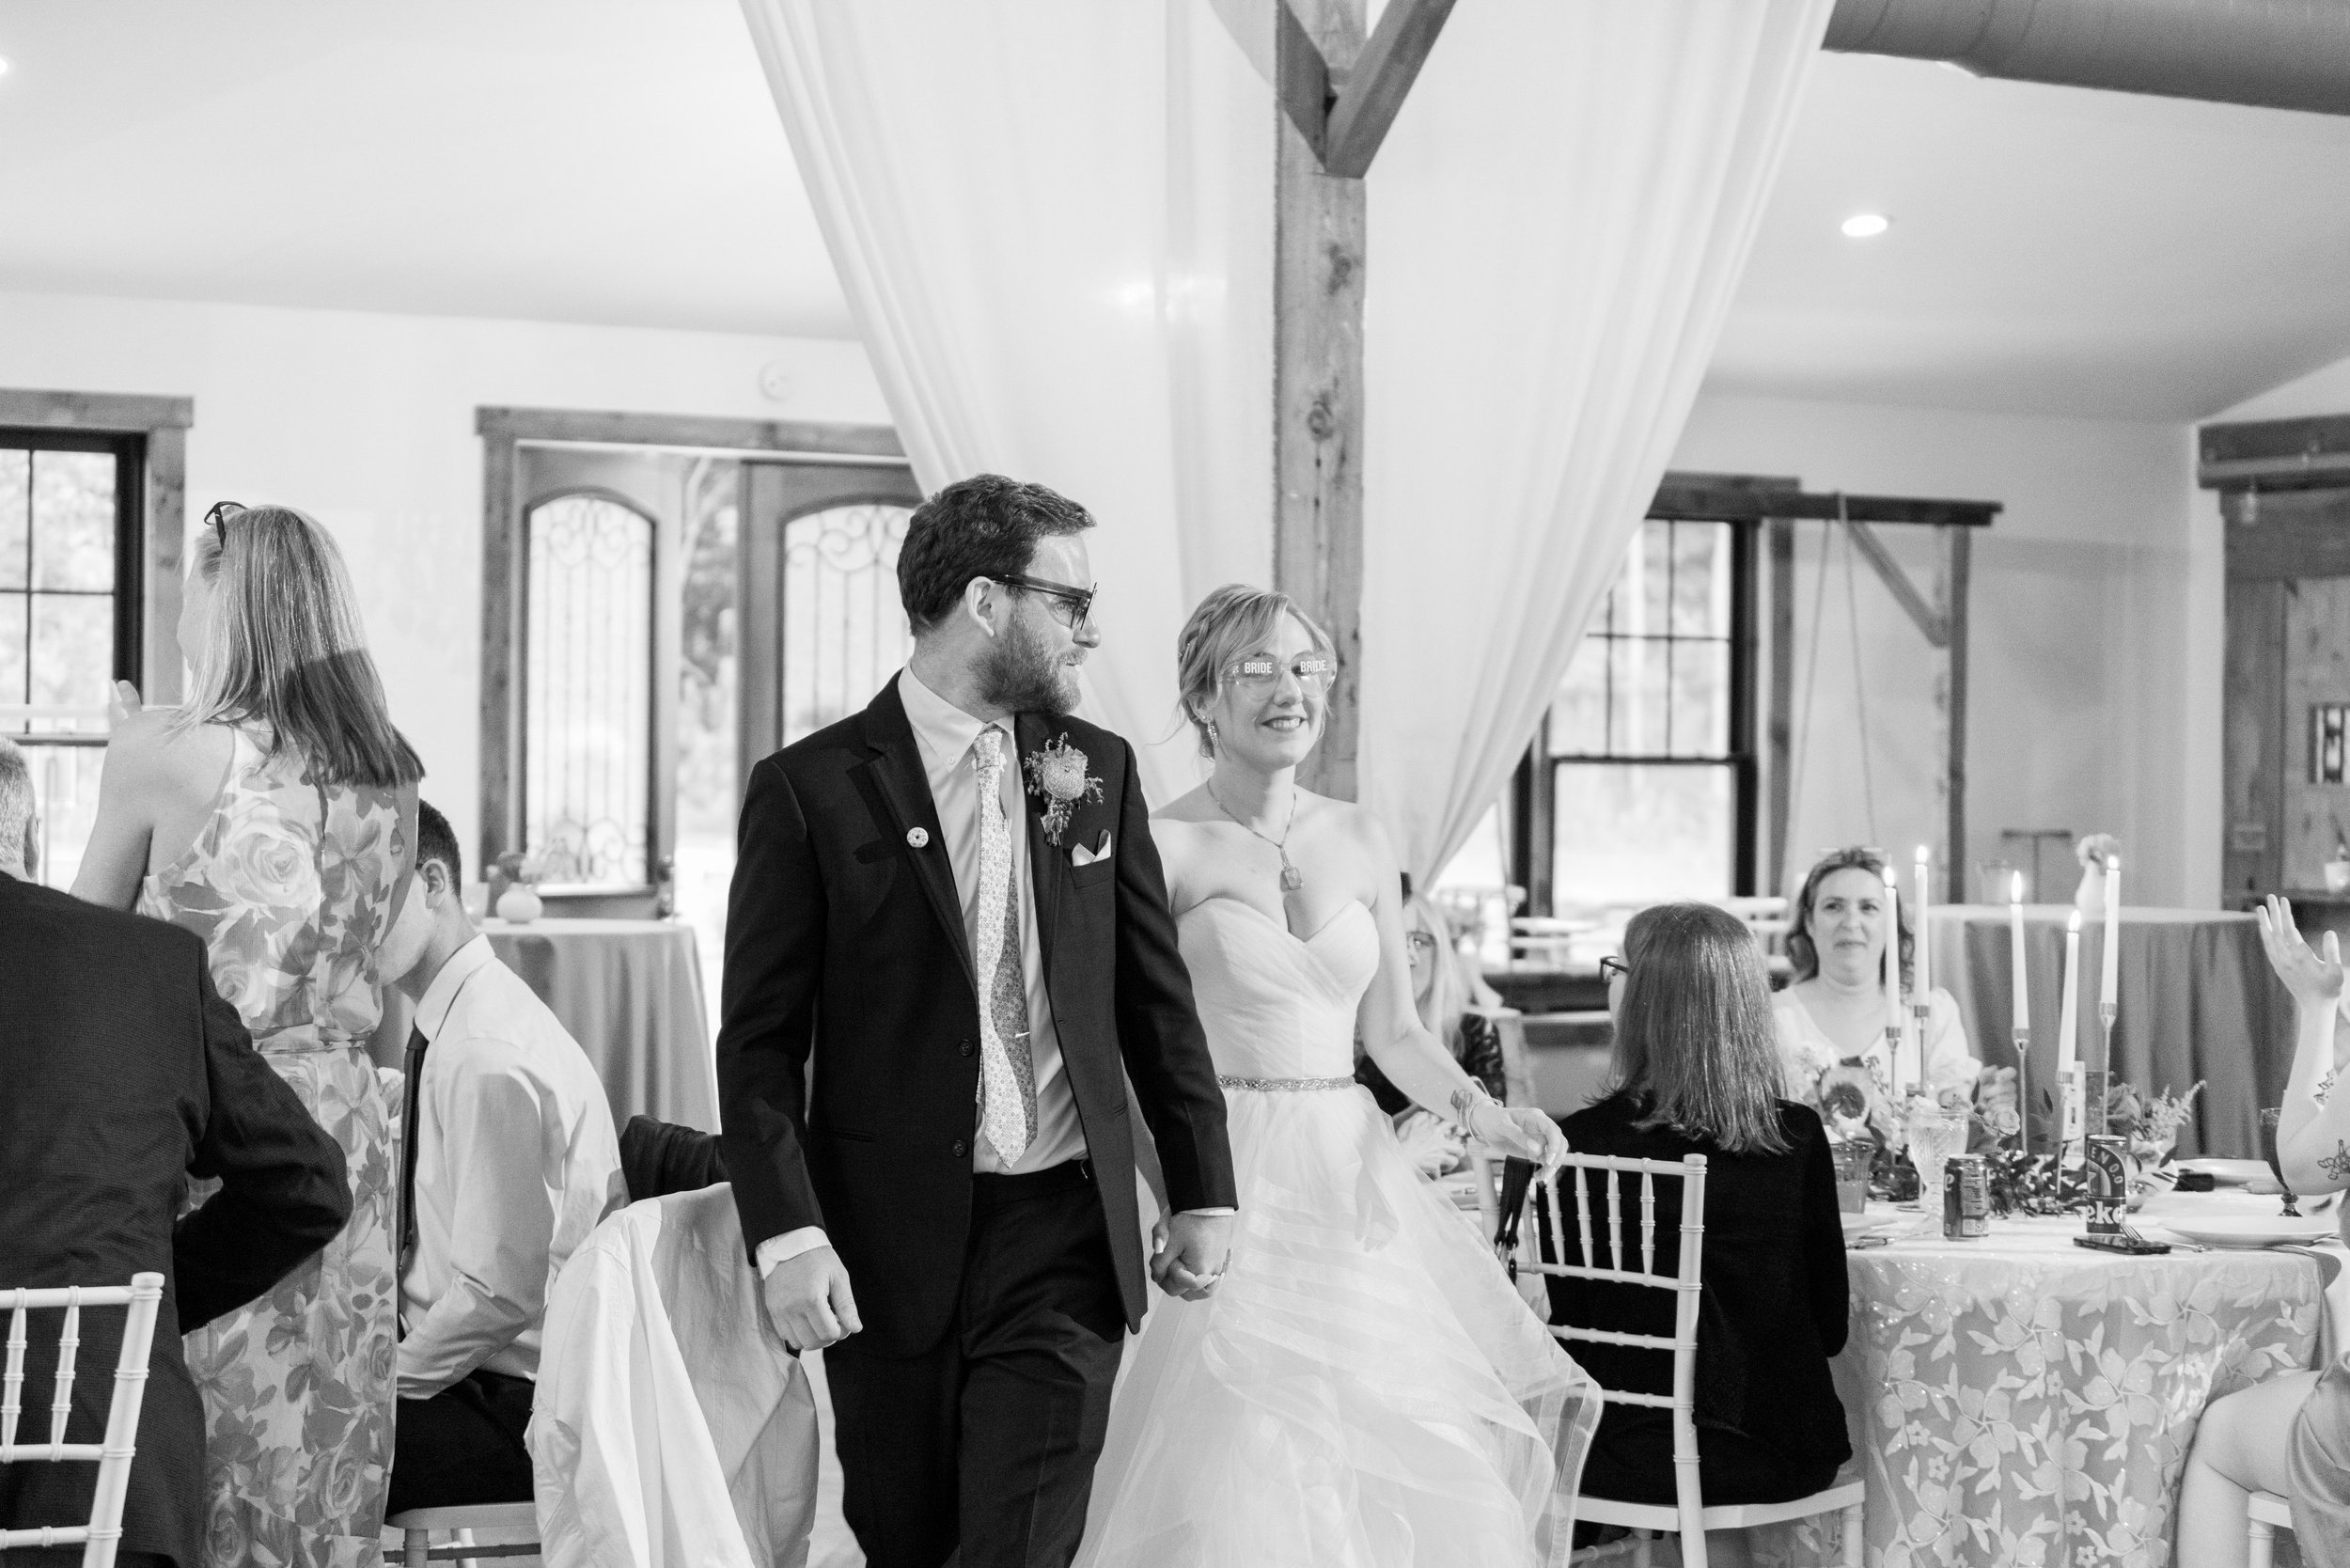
[760,1245,862,1353]
[1467,1100,1568,1168]
[1151,1209,1234,1301]
[2259,896,2343,1008]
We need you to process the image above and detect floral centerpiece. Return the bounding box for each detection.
[1968,1076,2202,1216]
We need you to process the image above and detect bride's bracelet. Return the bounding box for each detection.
[1449,1083,1500,1138]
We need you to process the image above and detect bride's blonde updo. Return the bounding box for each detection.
[1174,584,1337,759]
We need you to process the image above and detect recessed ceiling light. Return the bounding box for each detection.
[1841,212,1891,240]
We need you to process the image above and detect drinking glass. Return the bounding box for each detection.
[2261,1107,2302,1217]
[1830,1141,1872,1215]
[1906,1106,1969,1216]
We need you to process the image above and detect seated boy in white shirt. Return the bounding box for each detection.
[381,802,626,1514]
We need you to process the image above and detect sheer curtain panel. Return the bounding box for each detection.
[738,0,1277,803]
[1358,0,1836,885]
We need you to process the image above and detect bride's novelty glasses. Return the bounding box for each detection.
[1223,653,1337,696]
[994,573,1097,636]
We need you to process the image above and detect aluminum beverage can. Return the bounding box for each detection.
[1943,1154,1990,1239]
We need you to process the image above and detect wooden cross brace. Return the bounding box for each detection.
[1276,0,1459,179]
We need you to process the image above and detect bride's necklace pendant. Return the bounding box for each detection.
[1206,777,1306,895]
[1279,855,1305,892]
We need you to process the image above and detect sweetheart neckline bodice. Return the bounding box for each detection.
[1173,897,1378,1080]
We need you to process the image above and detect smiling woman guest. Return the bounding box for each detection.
[1777,846,1980,1123]
[72,501,421,1567]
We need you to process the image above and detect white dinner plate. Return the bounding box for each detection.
[2175,1158,2280,1189]
[1840,1212,1902,1239]
[2154,1215,2337,1248]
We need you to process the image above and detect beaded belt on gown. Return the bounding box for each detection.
[1217,1074,1356,1091]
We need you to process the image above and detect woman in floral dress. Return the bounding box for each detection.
[77,502,421,1566]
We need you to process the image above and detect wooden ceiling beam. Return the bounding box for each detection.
[1275,1,1333,160]
[1320,0,1458,178]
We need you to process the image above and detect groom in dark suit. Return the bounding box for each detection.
[719,474,1237,1568]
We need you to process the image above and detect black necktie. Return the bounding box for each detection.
[399,1026,430,1290]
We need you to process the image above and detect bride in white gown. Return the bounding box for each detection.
[1076,585,1600,1568]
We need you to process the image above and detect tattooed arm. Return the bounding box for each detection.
[2256,897,2350,1193]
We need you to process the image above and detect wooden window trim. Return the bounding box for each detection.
[476,406,908,874]
[0,390,193,705]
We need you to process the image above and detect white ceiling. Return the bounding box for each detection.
[1717,52,2350,422]
[0,0,852,337]
[2,8,2348,421]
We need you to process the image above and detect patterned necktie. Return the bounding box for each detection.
[971,728,1038,1167]
[397,1025,429,1337]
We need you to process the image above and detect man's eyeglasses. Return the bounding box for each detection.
[1598,955,1629,983]
[203,500,247,539]
[1224,654,1337,696]
[994,573,1096,635]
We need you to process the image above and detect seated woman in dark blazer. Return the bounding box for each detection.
[1545,902,1851,1562]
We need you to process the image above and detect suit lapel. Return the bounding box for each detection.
[861,681,978,995]
[1016,712,1065,983]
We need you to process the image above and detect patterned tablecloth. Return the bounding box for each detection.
[1763,1211,2324,1568]
[483,917,718,1132]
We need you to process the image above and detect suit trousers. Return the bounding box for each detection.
[386,1368,536,1516]
[824,1159,1126,1568]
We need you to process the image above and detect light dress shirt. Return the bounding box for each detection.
[757,667,1086,1276]
[400,933,626,1397]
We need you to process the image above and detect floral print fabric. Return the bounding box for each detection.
[1756,1220,2320,1568]
[142,727,406,1568]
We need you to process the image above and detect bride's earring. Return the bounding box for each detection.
[1204,717,1219,754]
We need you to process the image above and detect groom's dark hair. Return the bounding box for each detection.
[898,474,1095,635]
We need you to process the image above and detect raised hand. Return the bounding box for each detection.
[760,1245,861,1353]
[2259,896,2343,1007]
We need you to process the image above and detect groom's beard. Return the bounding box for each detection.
[977,616,1082,716]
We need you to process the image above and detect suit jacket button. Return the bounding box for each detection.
[959,1039,975,1058]
[950,1138,968,1158]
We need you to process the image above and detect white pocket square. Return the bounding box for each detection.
[1071,832,1114,867]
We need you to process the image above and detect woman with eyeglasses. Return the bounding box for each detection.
[1074,584,1597,1568]
[1546,903,1851,1567]
[75,502,420,1566]
[1777,846,1982,1140]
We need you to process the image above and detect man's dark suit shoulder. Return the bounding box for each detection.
[1,874,207,967]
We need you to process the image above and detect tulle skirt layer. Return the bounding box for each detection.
[1078,1085,1598,1568]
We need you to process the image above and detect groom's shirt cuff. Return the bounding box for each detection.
[1179,1208,1237,1216]
[755,1228,831,1277]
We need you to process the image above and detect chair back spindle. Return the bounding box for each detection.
[0,1274,165,1568]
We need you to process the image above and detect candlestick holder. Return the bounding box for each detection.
[2010,1027,2030,1156]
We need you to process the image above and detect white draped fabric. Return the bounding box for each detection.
[738,0,1276,804]
[740,0,1834,870]
[1357,0,1837,884]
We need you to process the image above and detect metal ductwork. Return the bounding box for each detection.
[1824,0,2350,118]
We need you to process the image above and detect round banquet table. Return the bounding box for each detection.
[482,917,717,1132]
[1762,1209,2324,1568]
[1923,906,2292,1160]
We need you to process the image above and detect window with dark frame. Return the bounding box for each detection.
[1512,517,1756,919]
[0,429,147,891]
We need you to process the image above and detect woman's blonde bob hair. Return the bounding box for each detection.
[1172,584,1337,759]
[178,505,422,790]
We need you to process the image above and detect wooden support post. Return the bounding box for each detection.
[1766,519,1796,899]
[1275,0,1367,801]
[1945,524,1971,903]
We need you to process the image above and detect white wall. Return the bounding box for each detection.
[1670,390,2216,909]
[0,289,887,856]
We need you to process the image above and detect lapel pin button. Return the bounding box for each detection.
[907,827,931,849]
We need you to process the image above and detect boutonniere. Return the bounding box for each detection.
[1023,734,1104,847]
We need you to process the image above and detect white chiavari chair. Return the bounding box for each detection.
[385,1500,540,1567]
[2247,1488,2294,1568]
[1518,1155,1863,1568]
[0,1273,165,1568]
